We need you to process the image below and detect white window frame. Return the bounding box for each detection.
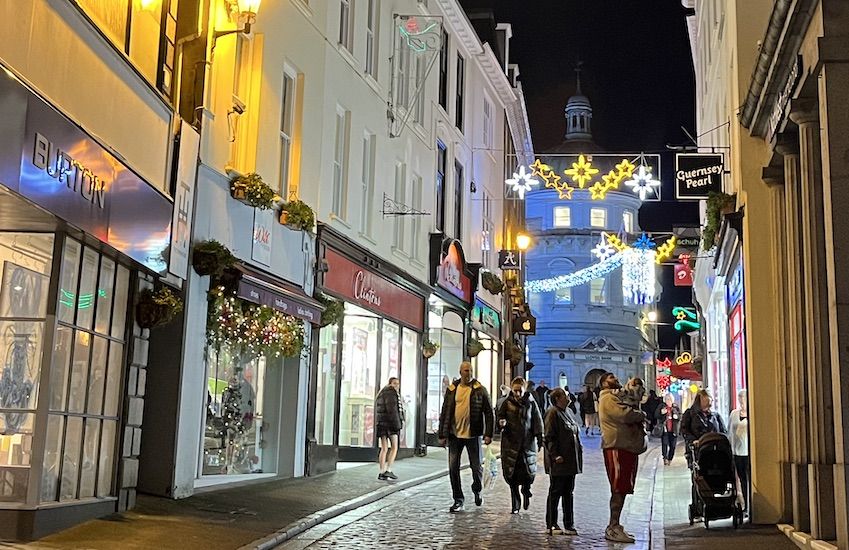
[360,132,376,235]
[590,277,608,305]
[332,108,351,218]
[397,41,410,110]
[590,207,607,229]
[553,206,571,228]
[623,210,634,233]
[364,0,378,77]
[483,96,493,149]
[411,173,423,258]
[413,54,425,123]
[555,287,572,304]
[393,162,407,251]
[339,0,354,52]
[279,70,296,199]
[481,192,493,268]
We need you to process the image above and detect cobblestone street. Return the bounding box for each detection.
[277,438,795,550]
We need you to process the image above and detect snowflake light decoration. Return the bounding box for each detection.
[505,165,539,199]
[624,164,661,200]
[592,233,617,261]
[634,233,656,250]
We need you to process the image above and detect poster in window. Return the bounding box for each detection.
[0,262,49,319]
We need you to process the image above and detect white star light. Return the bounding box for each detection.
[624,165,661,201]
[505,165,539,199]
[592,233,617,261]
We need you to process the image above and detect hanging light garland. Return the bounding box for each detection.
[526,253,624,293]
[207,287,305,358]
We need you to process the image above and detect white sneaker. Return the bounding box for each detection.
[562,527,578,536]
[605,525,635,543]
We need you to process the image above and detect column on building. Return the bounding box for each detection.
[774,135,811,531]
[788,100,837,540]
[815,29,849,546]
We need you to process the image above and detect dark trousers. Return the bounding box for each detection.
[508,463,532,511]
[734,455,750,511]
[661,432,677,461]
[448,436,483,503]
[546,474,576,529]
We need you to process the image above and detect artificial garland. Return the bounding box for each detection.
[230,173,280,210]
[467,337,484,358]
[316,292,344,328]
[207,287,304,358]
[136,287,183,328]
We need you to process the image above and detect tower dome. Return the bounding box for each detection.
[564,63,593,141]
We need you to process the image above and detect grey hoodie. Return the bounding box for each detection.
[598,389,647,454]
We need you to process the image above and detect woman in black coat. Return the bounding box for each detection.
[544,387,583,536]
[374,378,405,480]
[497,376,544,514]
[680,390,725,468]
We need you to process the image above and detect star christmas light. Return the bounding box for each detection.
[564,154,599,188]
[624,164,661,200]
[505,165,539,199]
[592,233,617,261]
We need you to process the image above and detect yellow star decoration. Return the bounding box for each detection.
[615,159,636,178]
[555,183,575,199]
[589,182,607,200]
[564,154,599,188]
[655,236,677,264]
[605,234,628,252]
[542,170,562,189]
[530,158,551,179]
[589,159,639,200]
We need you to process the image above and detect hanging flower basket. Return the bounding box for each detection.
[481,271,505,295]
[702,191,736,249]
[136,287,183,329]
[422,339,440,359]
[316,293,344,328]
[508,341,524,366]
[467,337,484,358]
[279,199,316,232]
[192,240,237,278]
[229,173,280,210]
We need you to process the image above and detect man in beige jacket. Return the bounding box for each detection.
[598,372,647,544]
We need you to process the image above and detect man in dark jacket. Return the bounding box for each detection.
[375,377,405,480]
[535,381,551,412]
[438,361,494,513]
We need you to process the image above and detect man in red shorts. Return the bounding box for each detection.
[598,372,647,543]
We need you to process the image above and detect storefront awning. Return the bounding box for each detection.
[234,264,324,325]
[670,362,702,381]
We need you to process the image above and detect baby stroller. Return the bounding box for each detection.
[687,432,744,528]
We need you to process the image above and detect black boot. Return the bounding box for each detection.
[510,486,521,514]
[522,485,531,510]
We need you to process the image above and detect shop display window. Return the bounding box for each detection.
[472,334,499,403]
[203,345,267,475]
[399,329,418,447]
[41,237,128,503]
[426,308,464,434]
[339,306,379,447]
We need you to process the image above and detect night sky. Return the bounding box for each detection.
[469,1,699,352]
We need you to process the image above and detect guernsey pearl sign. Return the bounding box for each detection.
[674,153,724,200]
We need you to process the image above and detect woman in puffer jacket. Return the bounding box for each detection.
[497,376,544,513]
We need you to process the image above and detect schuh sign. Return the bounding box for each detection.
[675,153,724,200]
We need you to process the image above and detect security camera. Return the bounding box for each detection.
[232,97,247,115]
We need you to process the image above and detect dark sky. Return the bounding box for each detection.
[470,1,699,351]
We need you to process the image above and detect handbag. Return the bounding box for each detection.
[482,445,499,489]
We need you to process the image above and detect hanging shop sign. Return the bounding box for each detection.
[322,247,424,330]
[674,154,724,200]
[674,254,693,287]
[727,261,744,307]
[251,208,274,267]
[472,298,501,338]
[672,306,699,332]
[0,68,173,275]
[498,249,520,271]
[512,313,536,336]
[169,121,199,280]
[434,238,473,304]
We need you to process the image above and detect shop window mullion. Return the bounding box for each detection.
[373,318,383,450]
[332,319,344,447]
[83,254,104,414]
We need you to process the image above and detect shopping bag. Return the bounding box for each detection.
[482,445,499,490]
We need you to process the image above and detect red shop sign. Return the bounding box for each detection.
[323,248,424,330]
[437,241,472,303]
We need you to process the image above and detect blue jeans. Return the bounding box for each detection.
[448,436,483,502]
[661,432,677,461]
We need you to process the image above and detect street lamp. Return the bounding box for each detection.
[516,233,532,251]
[214,0,262,45]
[647,310,658,323]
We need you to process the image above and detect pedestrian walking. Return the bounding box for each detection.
[729,389,750,515]
[543,387,582,536]
[535,380,550,412]
[642,390,662,434]
[598,372,647,544]
[497,377,543,514]
[438,361,495,513]
[375,377,405,480]
[680,389,726,468]
[578,385,599,435]
[655,393,681,465]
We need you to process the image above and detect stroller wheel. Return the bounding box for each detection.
[688,504,694,526]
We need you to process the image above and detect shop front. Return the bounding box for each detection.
[470,298,502,403]
[309,226,428,473]
[424,236,478,445]
[0,66,174,539]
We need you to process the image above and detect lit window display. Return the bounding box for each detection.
[426,305,465,434]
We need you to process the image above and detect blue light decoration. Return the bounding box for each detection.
[672,306,700,332]
[633,233,656,250]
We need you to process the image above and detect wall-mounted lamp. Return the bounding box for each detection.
[213,0,261,45]
[516,233,532,251]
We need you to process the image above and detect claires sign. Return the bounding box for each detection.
[322,248,424,330]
